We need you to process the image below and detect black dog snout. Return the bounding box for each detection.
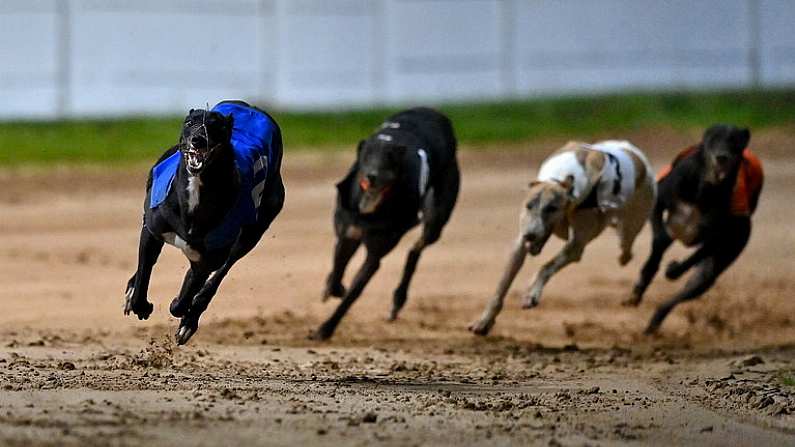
[523,233,537,242]
[716,154,730,165]
[366,173,377,185]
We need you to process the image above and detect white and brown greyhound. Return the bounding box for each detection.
[470,140,656,336]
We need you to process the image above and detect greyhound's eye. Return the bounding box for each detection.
[544,204,559,214]
[526,202,534,210]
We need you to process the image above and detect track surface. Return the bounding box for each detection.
[1,127,795,446]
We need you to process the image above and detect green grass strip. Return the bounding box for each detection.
[1,89,794,166]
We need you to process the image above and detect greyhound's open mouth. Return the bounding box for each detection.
[358,177,392,214]
[182,143,219,175]
[358,189,387,214]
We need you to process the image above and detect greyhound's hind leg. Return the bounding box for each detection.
[616,182,655,266]
[665,245,709,280]
[390,168,459,321]
[174,229,260,345]
[645,219,750,334]
[169,267,211,318]
[124,226,163,320]
[175,183,284,345]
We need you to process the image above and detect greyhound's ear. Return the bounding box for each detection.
[188,109,195,115]
[734,127,751,151]
[527,180,542,189]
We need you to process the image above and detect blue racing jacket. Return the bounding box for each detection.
[149,102,279,249]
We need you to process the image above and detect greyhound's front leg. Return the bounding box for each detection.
[521,239,585,309]
[311,254,382,341]
[124,226,164,320]
[323,235,361,301]
[469,238,527,335]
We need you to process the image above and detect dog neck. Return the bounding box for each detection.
[186,175,203,213]
[176,145,238,236]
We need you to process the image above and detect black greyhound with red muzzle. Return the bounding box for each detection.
[313,107,460,340]
[124,100,285,345]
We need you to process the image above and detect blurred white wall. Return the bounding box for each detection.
[1,0,793,119]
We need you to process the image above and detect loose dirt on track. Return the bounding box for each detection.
[1,126,795,446]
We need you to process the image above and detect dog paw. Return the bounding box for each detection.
[520,293,540,310]
[621,294,641,307]
[175,318,198,346]
[643,323,661,336]
[468,319,494,336]
[124,297,153,320]
[665,260,683,280]
[308,324,335,341]
[321,283,346,302]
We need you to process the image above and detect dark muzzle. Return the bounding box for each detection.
[182,142,220,176]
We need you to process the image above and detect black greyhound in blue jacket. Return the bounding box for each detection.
[124,100,285,345]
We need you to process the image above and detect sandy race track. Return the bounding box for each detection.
[1,127,795,446]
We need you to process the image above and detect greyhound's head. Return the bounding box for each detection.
[520,176,575,255]
[701,124,750,184]
[178,108,234,176]
[355,136,407,214]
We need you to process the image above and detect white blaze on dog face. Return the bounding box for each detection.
[520,179,573,255]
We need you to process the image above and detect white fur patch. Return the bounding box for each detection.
[380,121,400,129]
[187,176,202,213]
[538,141,641,211]
[162,232,202,262]
[376,134,393,142]
[417,148,429,197]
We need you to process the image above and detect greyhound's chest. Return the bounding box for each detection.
[161,232,202,262]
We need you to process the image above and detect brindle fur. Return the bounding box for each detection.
[470,141,655,336]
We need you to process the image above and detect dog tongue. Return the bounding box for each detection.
[359,178,371,191]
